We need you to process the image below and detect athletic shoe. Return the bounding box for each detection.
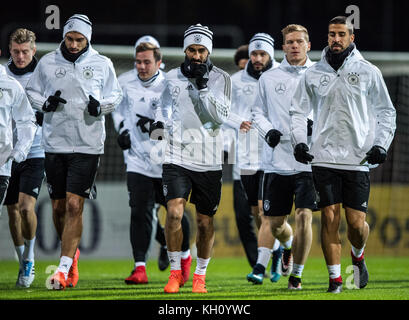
[20,260,35,288]
[351,250,369,289]
[288,275,302,290]
[327,277,342,293]
[192,273,207,293]
[247,272,264,284]
[67,248,80,288]
[158,246,170,271]
[281,248,293,276]
[181,255,192,283]
[50,271,67,290]
[164,270,184,293]
[125,265,148,284]
[270,246,283,283]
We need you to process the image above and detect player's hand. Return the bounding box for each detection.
[149,121,165,140]
[136,113,155,134]
[294,143,314,164]
[265,129,283,148]
[240,121,252,132]
[117,129,131,150]
[42,90,66,112]
[365,145,387,164]
[307,118,313,137]
[35,111,44,126]
[6,150,24,164]
[190,63,209,90]
[88,95,101,117]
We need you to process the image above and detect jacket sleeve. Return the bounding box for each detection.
[290,72,313,147]
[111,85,127,133]
[155,80,172,124]
[252,77,274,138]
[12,85,37,162]
[25,60,47,111]
[224,81,246,129]
[369,67,396,151]
[99,58,123,115]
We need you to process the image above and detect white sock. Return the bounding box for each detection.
[15,245,24,265]
[194,257,211,275]
[256,247,271,268]
[291,263,304,278]
[168,251,181,271]
[272,239,280,251]
[57,256,73,279]
[181,249,191,259]
[134,262,145,268]
[23,237,36,261]
[351,245,364,259]
[282,235,293,250]
[327,264,341,279]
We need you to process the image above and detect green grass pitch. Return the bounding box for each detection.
[1,256,408,300]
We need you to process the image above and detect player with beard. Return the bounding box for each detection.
[3,28,44,288]
[225,33,283,283]
[26,14,122,290]
[152,24,231,294]
[290,16,396,293]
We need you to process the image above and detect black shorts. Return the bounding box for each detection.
[3,158,45,205]
[162,163,222,216]
[0,176,10,207]
[262,172,317,216]
[45,153,99,200]
[240,170,263,206]
[312,166,370,213]
[127,172,166,207]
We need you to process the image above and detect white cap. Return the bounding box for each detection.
[134,35,160,58]
[63,14,92,42]
[183,23,213,54]
[248,33,275,59]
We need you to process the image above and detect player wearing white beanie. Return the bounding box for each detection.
[63,14,92,43]
[183,23,213,54]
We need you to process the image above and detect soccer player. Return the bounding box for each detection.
[0,56,37,231]
[250,25,316,290]
[152,24,231,293]
[26,14,123,290]
[233,44,249,70]
[225,33,283,282]
[3,28,43,288]
[113,35,192,284]
[290,16,396,293]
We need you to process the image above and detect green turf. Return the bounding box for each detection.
[1,257,408,300]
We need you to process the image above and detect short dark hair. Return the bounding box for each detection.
[135,42,162,62]
[234,44,249,66]
[329,16,354,34]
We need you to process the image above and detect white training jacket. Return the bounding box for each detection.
[115,70,166,178]
[156,66,232,172]
[253,56,315,174]
[26,44,123,155]
[5,63,44,159]
[290,46,396,171]
[0,67,36,176]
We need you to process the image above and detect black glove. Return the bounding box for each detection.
[88,95,101,117]
[190,63,209,90]
[117,129,131,150]
[365,145,387,165]
[149,121,165,140]
[42,90,66,112]
[294,143,314,164]
[35,111,44,126]
[136,113,154,134]
[265,129,283,148]
[307,118,313,137]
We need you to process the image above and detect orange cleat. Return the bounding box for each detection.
[181,255,192,284]
[164,270,184,293]
[67,248,80,288]
[125,265,148,284]
[192,273,207,293]
[50,271,67,290]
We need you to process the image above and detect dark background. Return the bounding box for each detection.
[1,0,408,54]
